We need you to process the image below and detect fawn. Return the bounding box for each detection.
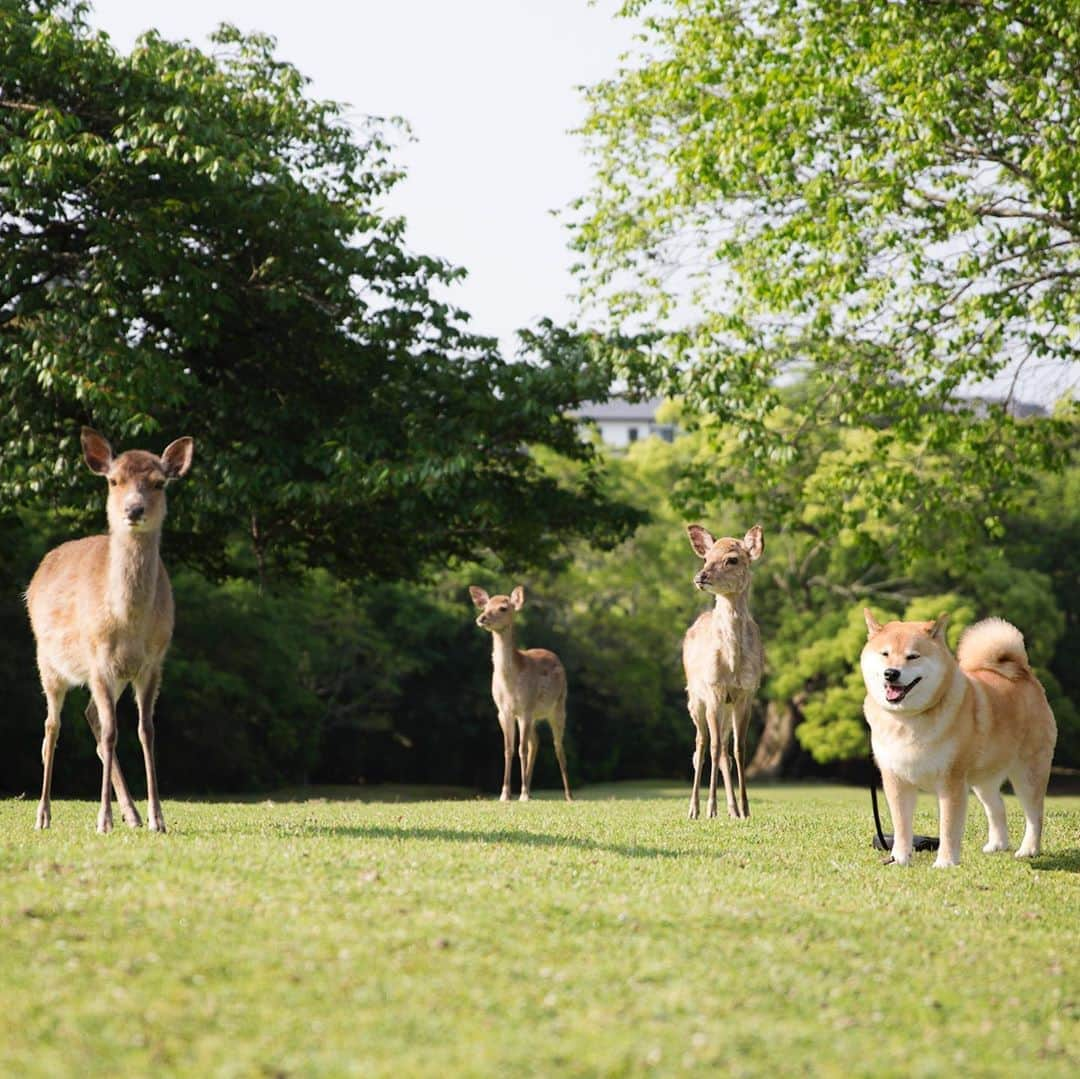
[682,524,764,820]
[26,428,194,833]
[469,585,573,802]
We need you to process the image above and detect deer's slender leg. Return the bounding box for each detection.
[134,667,166,832]
[732,696,751,819]
[688,699,706,819]
[85,696,142,827]
[89,677,118,834]
[551,696,573,802]
[499,712,515,801]
[524,725,540,791]
[705,702,722,819]
[518,716,534,801]
[36,671,66,830]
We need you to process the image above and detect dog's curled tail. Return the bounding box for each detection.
[956,618,1031,680]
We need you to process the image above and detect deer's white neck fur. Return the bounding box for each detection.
[710,590,750,673]
[489,622,519,685]
[107,529,162,624]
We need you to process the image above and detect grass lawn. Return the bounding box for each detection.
[1,781,1077,1077]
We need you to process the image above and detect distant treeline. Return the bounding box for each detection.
[4,421,1078,799]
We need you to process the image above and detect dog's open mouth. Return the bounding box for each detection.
[885,677,921,703]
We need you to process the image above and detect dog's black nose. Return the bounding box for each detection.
[883,668,901,683]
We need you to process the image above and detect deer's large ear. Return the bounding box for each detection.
[686,525,716,558]
[929,612,950,641]
[863,608,883,637]
[510,585,525,610]
[81,428,114,476]
[161,437,194,479]
[742,524,764,561]
[468,586,489,609]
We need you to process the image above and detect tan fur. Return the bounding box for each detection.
[26,428,194,833]
[469,585,572,802]
[861,610,1057,867]
[681,524,764,820]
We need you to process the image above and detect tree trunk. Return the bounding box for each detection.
[747,696,804,779]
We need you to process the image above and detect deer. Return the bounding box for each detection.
[682,523,764,821]
[469,585,573,802]
[25,427,194,834]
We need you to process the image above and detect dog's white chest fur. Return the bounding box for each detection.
[869,718,954,788]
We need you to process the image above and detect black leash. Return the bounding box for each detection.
[869,759,939,857]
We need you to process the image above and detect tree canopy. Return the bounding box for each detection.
[574,0,1077,553]
[0,0,641,581]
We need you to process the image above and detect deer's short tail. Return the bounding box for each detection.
[956,618,1031,681]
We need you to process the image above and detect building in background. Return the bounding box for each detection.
[577,398,675,448]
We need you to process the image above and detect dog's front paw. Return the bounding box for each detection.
[932,856,960,868]
[982,840,1010,854]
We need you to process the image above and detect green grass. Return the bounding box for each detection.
[1,782,1077,1077]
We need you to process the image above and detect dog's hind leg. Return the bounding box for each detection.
[1010,764,1048,859]
[973,781,1009,853]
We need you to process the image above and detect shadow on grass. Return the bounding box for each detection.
[1030,848,1080,873]
[295,822,694,860]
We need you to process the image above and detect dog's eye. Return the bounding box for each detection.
[906,653,919,661]
[880,650,889,657]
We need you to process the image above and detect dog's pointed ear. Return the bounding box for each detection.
[742,524,764,561]
[864,608,883,637]
[929,612,950,641]
[687,525,715,558]
[468,586,489,609]
[510,585,525,610]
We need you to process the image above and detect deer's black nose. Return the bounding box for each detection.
[126,504,145,521]
[883,668,901,683]
[694,572,707,587]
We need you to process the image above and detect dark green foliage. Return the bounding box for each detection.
[0,1,641,582]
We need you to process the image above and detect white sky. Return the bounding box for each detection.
[88,0,634,356]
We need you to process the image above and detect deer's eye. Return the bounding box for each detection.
[109,478,118,487]
[152,480,165,490]
[725,556,739,566]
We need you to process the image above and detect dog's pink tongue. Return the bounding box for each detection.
[885,684,904,702]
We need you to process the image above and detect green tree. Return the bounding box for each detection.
[0,1,639,582]
[575,0,1076,553]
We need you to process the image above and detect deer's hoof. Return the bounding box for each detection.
[122,808,143,828]
[149,818,166,834]
[688,804,699,821]
[35,808,51,830]
[97,812,113,835]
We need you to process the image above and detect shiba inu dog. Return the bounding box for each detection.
[861,611,1057,867]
